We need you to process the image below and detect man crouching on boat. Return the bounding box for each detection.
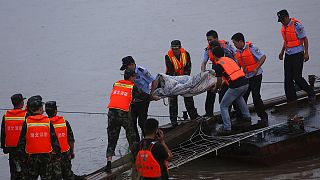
[106,69,160,173]
[134,118,173,180]
[210,46,252,135]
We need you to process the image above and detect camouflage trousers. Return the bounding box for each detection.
[169,95,198,124]
[8,152,22,180]
[50,153,74,180]
[106,108,138,157]
[21,154,60,180]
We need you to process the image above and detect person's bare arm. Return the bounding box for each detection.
[253,55,266,75]
[303,37,309,62]
[158,129,173,161]
[279,43,285,60]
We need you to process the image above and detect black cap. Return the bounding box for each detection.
[11,93,26,106]
[45,101,57,110]
[277,9,289,22]
[124,68,137,80]
[171,40,181,48]
[120,56,135,70]
[209,40,221,49]
[29,100,44,112]
[27,95,42,108]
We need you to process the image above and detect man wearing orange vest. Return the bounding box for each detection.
[45,101,75,180]
[232,32,269,125]
[134,118,172,180]
[1,93,27,180]
[17,99,61,180]
[165,40,199,127]
[210,46,251,135]
[106,69,160,173]
[277,9,316,103]
[201,30,237,118]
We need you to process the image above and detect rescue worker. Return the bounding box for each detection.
[134,118,173,180]
[26,95,42,117]
[201,30,236,117]
[209,40,243,121]
[165,40,199,127]
[120,56,158,141]
[232,32,269,125]
[277,9,316,103]
[106,69,160,173]
[17,99,62,180]
[45,101,75,180]
[1,93,27,180]
[210,46,251,135]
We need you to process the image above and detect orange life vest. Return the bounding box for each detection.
[4,109,27,147]
[107,80,134,112]
[281,18,303,48]
[135,142,168,178]
[216,57,245,85]
[235,42,259,74]
[50,116,70,153]
[166,48,188,75]
[208,40,227,64]
[25,115,52,154]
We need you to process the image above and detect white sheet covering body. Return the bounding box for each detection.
[153,70,216,98]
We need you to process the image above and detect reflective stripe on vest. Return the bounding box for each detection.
[217,57,245,84]
[208,40,227,64]
[281,18,303,49]
[107,80,134,112]
[167,48,188,75]
[235,42,258,74]
[50,116,70,153]
[26,115,52,154]
[4,109,27,147]
[135,142,168,178]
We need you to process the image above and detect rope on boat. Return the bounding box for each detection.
[167,119,302,169]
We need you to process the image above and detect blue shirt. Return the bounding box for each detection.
[284,18,306,55]
[236,43,264,78]
[134,65,155,94]
[202,40,236,64]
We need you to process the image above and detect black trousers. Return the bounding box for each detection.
[131,101,150,141]
[284,52,315,102]
[205,90,216,116]
[243,74,268,120]
[169,96,198,124]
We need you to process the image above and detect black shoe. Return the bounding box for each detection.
[257,118,268,127]
[308,95,316,105]
[203,113,213,118]
[216,127,232,136]
[171,122,178,128]
[105,161,111,173]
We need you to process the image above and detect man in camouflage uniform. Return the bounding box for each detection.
[17,99,61,180]
[1,94,26,180]
[106,69,160,173]
[46,101,75,180]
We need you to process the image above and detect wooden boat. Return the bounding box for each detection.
[83,77,320,179]
[219,91,320,165]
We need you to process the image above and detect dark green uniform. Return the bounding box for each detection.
[17,120,61,180]
[50,120,75,180]
[106,85,153,157]
[1,115,23,180]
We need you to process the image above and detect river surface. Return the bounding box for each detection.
[1,0,320,179]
